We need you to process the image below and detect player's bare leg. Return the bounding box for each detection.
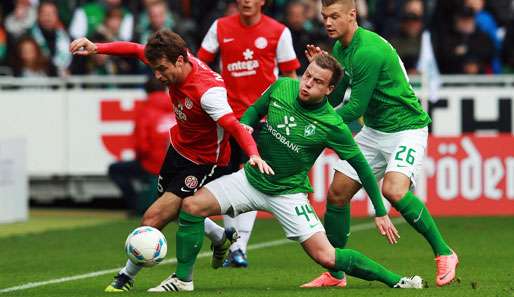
[106,192,182,292]
[382,172,458,286]
[301,232,423,288]
[301,171,360,288]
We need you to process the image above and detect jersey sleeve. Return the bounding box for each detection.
[95,42,148,64]
[200,86,233,121]
[197,20,219,64]
[276,28,300,72]
[336,48,383,123]
[239,82,274,126]
[326,122,386,216]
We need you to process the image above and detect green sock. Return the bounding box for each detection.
[324,203,350,279]
[335,248,402,287]
[394,191,452,256]
[175,211,205,282]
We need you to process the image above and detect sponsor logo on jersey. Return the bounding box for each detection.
[277,115,297,136]
[173,102,187,121]
[184,175,198,189]
[254,37,268,49]
[265,122,300,153]
[226,48,260,77]
[304,124,316,137]
[184,97,193,109]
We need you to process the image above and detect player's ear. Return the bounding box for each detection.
[175,55,184,66]
[326,84,335,95]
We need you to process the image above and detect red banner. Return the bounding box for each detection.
[306,135,514,217]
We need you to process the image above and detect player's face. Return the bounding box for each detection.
[299,62,334,103]
[237,0,265,17]
[321,3,356,39]
[150,56,184,85]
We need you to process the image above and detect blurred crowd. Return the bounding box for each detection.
[1,0,514,78]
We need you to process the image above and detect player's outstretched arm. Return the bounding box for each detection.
[70,38,147,63]
[347,153,400,244]
[69,37,97,56]
[217,114,274,175]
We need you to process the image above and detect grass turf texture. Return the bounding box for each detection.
[1,214,513,297]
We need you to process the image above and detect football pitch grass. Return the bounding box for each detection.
[1,212,513,297]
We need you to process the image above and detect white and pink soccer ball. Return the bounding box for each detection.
[125,226,167,267]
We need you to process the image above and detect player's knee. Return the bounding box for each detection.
[327,186,350,206]
[181,197,204,216]
[382,182,407,202]
[141,209,165,229]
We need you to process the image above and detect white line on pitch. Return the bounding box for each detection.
[0,219,403,293]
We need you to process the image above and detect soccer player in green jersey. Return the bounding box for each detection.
[145,55,424,292]
[301,0,458,289]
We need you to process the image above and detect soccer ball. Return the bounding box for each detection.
[125,226,167,267]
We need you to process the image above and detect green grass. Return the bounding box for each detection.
[1,215,513,297]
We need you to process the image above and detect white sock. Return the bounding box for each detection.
[120,259,143,279]
[204,218,225,245]
[223,215,236,229]
[229,211,257,254]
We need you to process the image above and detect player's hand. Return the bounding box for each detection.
[249,155,274,175]
[69,37,97,56]
[374,215,400,244]
[305,44,328,63]
[241,123,254,134]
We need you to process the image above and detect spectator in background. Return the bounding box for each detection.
[389,0,425,74]
[87,8,134,75]
[12,35,56,77]
[435,6,494,74]
[108,78,174,217]
[136,0,175,44]
[5,0,36,39]
[284,1,310,73]
[30,0,71,76]
[0,15,7,67]
[69,0,133,41]
[501,18,514,73]
[465,0,502,73]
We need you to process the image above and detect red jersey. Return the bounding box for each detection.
[96,43,236,166]
[198,14,300,118]
[167,55,233,166]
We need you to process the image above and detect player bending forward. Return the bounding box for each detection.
[69,29,273,292]
[146,54,424,292]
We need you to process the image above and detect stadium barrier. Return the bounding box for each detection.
[0,75,513,216]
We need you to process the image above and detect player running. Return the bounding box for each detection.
[198,0,300,267]
[69,29,273,292]
[144,55,424,292]
[301,0,458,288]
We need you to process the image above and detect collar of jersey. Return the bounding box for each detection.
[343,26,363,50]
[237,13,265,29]
[177,54,198,88]
[294,96,328,112]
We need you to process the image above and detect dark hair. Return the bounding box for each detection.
[313,54,343,86]
[14,35,50,74]
[144,29,188,64]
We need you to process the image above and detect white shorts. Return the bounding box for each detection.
[333,126,428,189]
[204,169,325,242]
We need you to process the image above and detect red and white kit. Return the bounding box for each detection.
[198,14,300,118]
[95,42,258,166]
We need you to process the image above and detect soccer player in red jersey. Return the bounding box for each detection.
[198,0,300,267]
[69,29,273,292]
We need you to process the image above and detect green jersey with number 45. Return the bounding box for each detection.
[241,78,361,195]
[329,27,431,132]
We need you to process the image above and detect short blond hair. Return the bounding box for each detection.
[321,0,356,8]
